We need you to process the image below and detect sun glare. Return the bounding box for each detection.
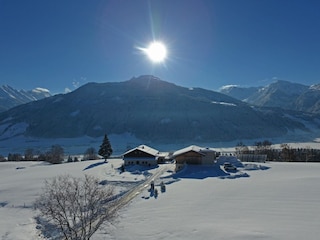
[143,41,167,63]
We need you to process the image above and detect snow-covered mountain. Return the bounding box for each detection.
[220,80,320,113]
[0,75,318,154]
[219,85,260,101]
[0,85,51,112]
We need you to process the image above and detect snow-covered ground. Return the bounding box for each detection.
[108,162,320,240]
[0,159,156,239]
[1,159,320,239]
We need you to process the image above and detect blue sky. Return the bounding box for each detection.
[1,0,319,93]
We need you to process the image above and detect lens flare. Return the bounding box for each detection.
[142,41,167,63]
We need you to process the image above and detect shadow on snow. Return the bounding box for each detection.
[169,163,270,180]
[83,161,107,171]
[121,164,159,175]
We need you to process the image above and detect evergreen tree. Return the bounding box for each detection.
[98,134,113,162]
[67,155,73,163]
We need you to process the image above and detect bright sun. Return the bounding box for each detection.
[144,41,167,63]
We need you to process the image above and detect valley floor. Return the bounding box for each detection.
[0,160,320,239]
[103,162,320,240]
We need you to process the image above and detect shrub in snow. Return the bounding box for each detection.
[67,155,73,163]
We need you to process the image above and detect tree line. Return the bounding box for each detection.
[0,134,113,164]
[1,144,66,163]
[236,140,320,162]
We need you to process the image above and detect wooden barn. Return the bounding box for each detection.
[122,145,160,166]
[173,145,216,170]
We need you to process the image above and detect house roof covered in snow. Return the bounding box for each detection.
[123,144,159,157]
[173,145,215,157]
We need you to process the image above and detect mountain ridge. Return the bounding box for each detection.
[0,75,317,153]
[220,80,320,113]
[0,85,51,112]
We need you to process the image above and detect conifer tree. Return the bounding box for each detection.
[98,134,113,162]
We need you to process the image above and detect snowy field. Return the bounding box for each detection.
[1,159,320,239]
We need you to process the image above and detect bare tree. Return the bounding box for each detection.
[51,144,64,163]
[24,148,35,161]
[280,143,292,161]
[34,175,117,240]
[45,145,64,164]
[235,141,249,155]
[83,147,97,161]
[255,140,272,154]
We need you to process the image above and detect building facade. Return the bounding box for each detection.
[173,145,216,170]
[122,145,159,166]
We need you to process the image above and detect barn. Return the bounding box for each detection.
[122,145,160,166]
[173,145,216,170]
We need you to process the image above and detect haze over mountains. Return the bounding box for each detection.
[0,76,319,154]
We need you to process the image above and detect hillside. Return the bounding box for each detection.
[0,76,315,151]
